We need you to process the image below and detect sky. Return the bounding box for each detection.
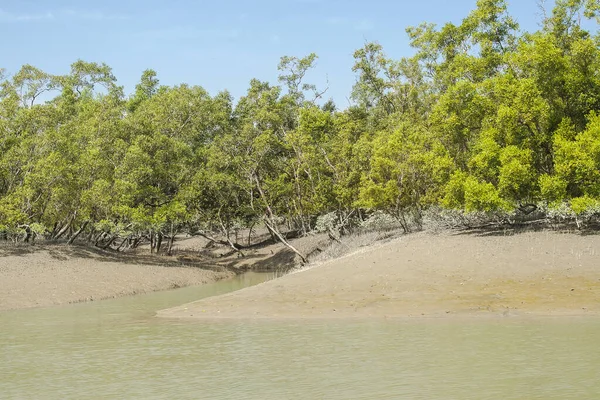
[1,0,551,105]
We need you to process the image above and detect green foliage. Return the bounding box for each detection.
[463,177,509,212]
[571,196,600,215]
[3,0,600,244]
[443,172,509,212]
[357,120,453,218]
[553,113,600,197]
[497,146,535,202]
[539,174,568,203]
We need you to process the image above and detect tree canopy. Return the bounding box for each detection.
[2,0,600,249]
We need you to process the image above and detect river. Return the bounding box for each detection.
[1,272,600,399]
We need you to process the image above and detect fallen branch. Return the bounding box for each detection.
[263,217,307,264]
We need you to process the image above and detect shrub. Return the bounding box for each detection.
[359,211,402,232]
[314,211,339,234]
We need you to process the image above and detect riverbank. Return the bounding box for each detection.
[0,230,327,311]
[158,231,600,320]
[0,244,236,311]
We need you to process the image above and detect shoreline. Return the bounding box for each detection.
[158,231,600,320]
[0,230,322,312]
[0,244,235,311]
[3,229,600,318]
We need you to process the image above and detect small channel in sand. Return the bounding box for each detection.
[1,271,600,399]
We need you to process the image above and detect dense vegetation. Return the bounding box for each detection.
[2,0,600,253]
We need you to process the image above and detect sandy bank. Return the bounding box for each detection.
[0,245,233,311]
[158,231,600,320]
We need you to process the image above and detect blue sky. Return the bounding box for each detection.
[1,0,549,105]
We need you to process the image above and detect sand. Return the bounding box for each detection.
[0,228,326,312]
[158,231,600,320]
[0,244,233,311]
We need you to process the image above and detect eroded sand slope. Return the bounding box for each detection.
[158,232,600,319]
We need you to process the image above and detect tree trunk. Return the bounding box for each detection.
[116,237,129,252]
[167,223,176,256]
[253,172,307,264]
[51,221,59,238]
[166,236,175,255]
[53,215,75,240]
[263,218,307,264]
[265,223,277,243]
[129,235,143,249]
[358,208,364,222]
[19,225,32,243]
[218,215,244,257]
[101,235,118,250]
[67,221,89,245]
[94,232,107,246]
[85,228,95,243]
[247,222,255,247]
[156,232,163,254]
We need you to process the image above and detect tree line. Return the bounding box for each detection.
[2,0,600,253]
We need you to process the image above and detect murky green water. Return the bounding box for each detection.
[1,273,600,399]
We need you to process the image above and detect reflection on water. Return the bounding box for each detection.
[1,272,600,399]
